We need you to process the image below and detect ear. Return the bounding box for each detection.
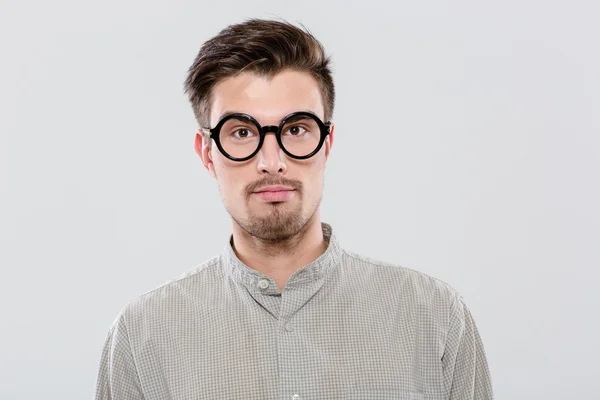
[324,123,335,159]
[194,130,217,179]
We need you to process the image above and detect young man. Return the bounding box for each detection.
[95,19,494,400]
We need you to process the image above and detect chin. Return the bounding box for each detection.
[234,207,306,239]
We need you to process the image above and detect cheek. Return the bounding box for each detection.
[303,163,326,195]
[213,162,251,203]
[212,152,233,183]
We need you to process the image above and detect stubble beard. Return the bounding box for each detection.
[220,174,323,244]
[237,199,309,243]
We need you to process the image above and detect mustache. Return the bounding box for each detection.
[246,177,303,195]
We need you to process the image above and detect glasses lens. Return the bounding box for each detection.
[280,115,321,157]
[219,116,260,159]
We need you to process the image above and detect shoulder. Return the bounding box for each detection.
[114,255,222,329]
[341,249,462,312]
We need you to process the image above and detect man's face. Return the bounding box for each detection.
[195,70,334,242]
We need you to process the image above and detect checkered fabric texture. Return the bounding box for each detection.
[95,222,494,399]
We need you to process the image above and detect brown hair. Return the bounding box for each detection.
[183,19,335,128]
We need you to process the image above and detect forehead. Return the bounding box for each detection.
[209,70,324,126]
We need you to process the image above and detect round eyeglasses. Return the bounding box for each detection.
[201,111,333,162]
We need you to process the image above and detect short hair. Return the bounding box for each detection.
[183,18,335,128]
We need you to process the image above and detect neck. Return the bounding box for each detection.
[230,214,328,291]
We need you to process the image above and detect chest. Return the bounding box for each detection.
[132,293,448,399]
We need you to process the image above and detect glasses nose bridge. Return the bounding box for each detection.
[259,125,281,151]
[256,125,284,169]
[260,125,280,136]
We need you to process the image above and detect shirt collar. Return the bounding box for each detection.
[221,222,342,292]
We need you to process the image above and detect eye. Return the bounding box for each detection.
[286,125,307,136]
[228,126,258,141]
[234,128,252,138]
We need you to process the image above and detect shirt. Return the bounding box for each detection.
[95,222,494,400]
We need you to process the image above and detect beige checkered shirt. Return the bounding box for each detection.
[95,222,493,399]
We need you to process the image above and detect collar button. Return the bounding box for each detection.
[257,279,269,290]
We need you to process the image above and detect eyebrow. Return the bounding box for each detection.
[214,110,322,125]
[216,111,244,122]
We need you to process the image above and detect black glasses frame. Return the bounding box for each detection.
[201,111,332,162]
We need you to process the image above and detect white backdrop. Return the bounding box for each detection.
[1,0,599,398]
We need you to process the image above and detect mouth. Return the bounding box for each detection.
[252,188,296,202]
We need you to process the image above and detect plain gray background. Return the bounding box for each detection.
[1,0,599,398]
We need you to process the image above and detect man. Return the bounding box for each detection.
[95,19,494,400]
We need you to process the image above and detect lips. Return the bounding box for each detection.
[253,187,295,202]
[254,185,294,193]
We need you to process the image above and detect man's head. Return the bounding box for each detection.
[184,19,335,242]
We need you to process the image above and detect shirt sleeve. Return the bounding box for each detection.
[442,292,494,399]
[95,312,145,400]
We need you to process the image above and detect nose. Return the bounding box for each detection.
[256,132,287,174]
